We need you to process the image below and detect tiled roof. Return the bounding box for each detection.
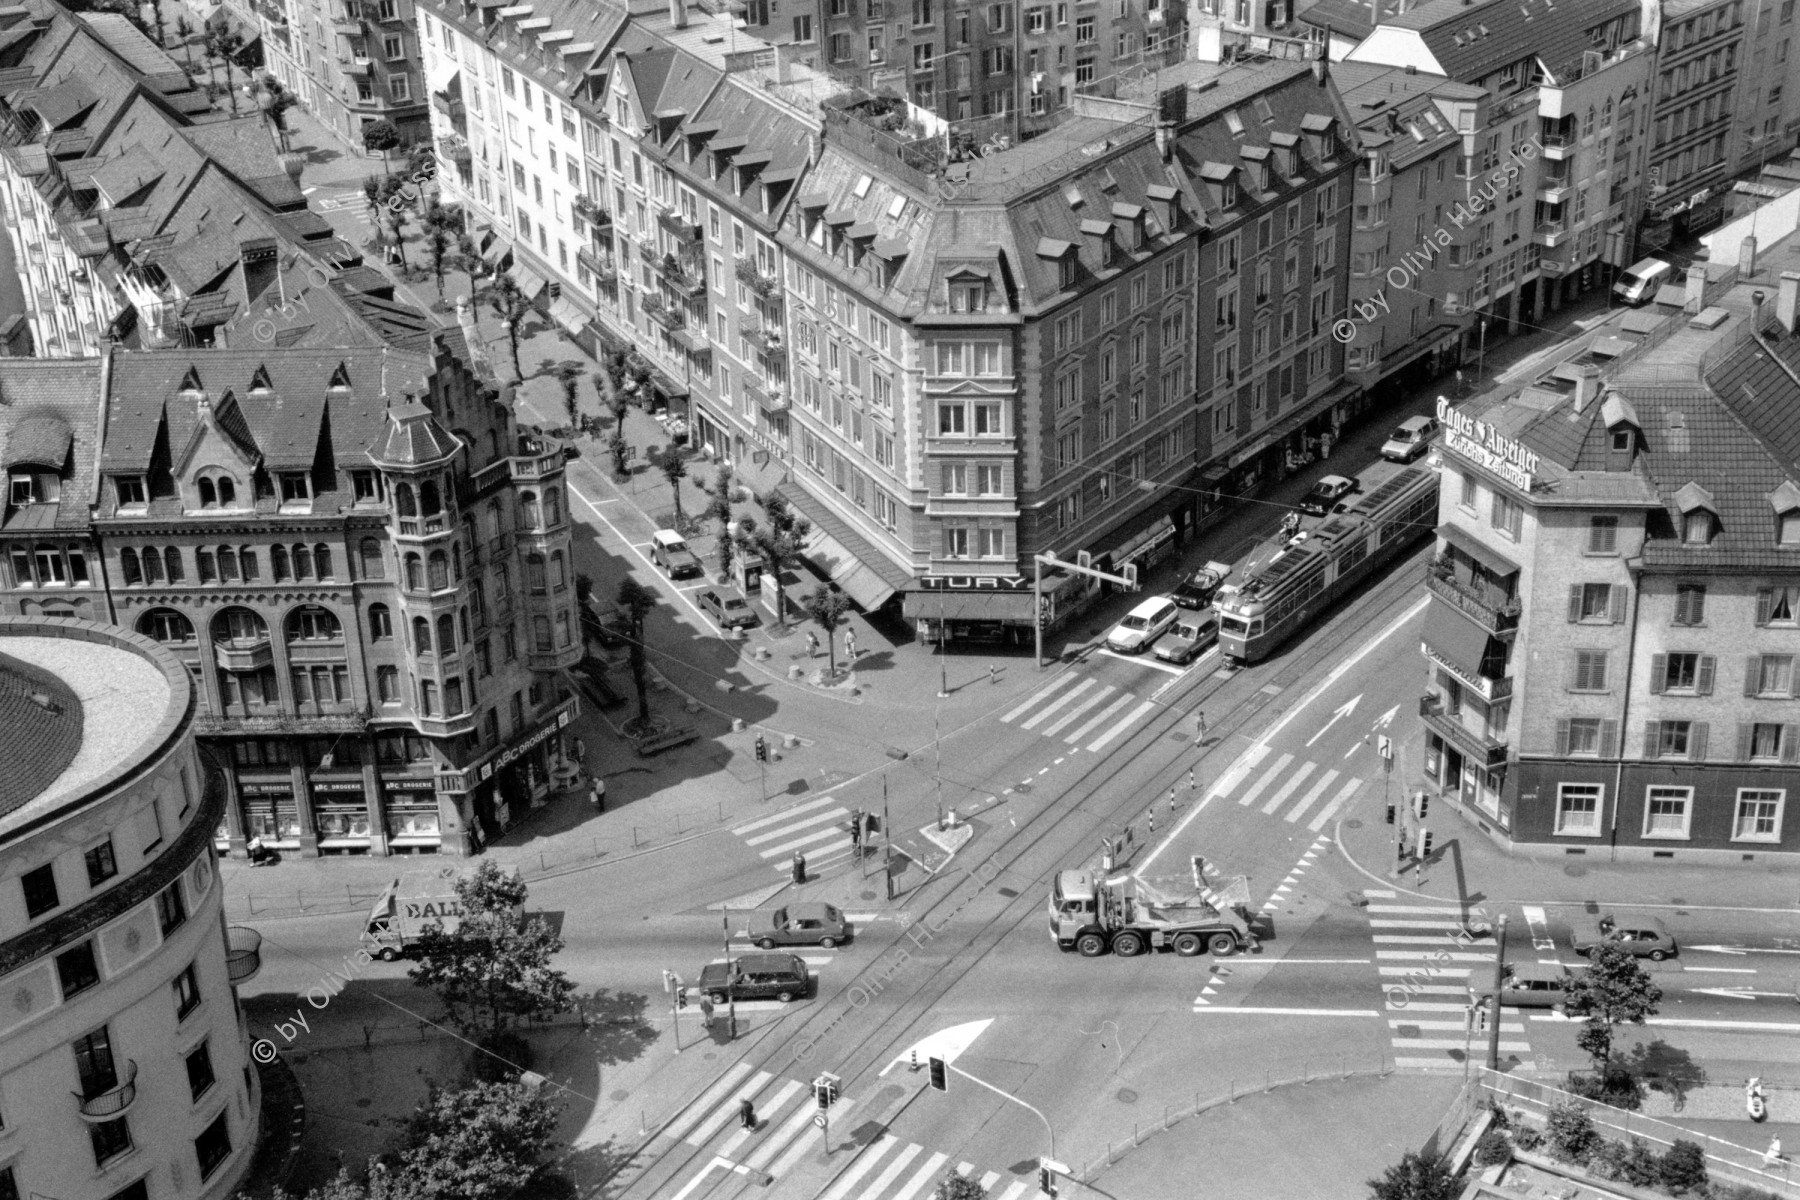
[1707,324,1800,466]
[0,358,104,531]
[1297,0,1429,41]
[179,120,308,208]
[371,401,460,466]
[0,651,83,818]
[1383,0,1640,83]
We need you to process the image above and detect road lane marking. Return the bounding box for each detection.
[1531,1015,1800,1032]
[1065,691,1134,744]
[1254,594,1429,748]
[742,807,848,846]
[1683,966,1758,973]
[1378,967,1473,978]
[1022,678,1096,729]
[1040,684,1116,736]
[821,1135,899,1200]
[733,793,847,836]
[1391,1019,1525,1032]
[688,1069,772,1145]
[891,1151,951,1200]
[1087,699,1156,751]
[1363,888,1398,899]
[1397,1038,1532,1051]
[1374,935,1496,946]
[1260,761,1317,815]
[1365,904,1480,915]
[766,1097,857,1176]
[669,1158,731,1200]
[1189,1007,1379,1017]
[1001,674,1078,723]
[1376,951,1494,962]
[860,1141,924,1199]
[1237,753,1294,808]
[745,1092,827,1168]
[664,1062,755,1144]
[1283,768,1339,823]
[1308,777,1365,831]
[752,826,850,858]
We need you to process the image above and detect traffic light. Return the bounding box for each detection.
[676,987,688,1010]
[927,1056,948,1092]
[1122,563,1140,591]
[1385,802,1396,825]
[864,813,880,835]
[1414,791,1429,821]
[1420,831,1435,859]
[1039,1166,1058,1196]
[814,1073,841,1109]
[754,736,768,763]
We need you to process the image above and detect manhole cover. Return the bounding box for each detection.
[1395,1025,1421,1039]
[1116,1088,1139,1104]
[610,1089,631,1102]
[1564,865,1589,878]
[1670,897,1686,906]
[997,887,1018,898]
[1344,818,1364,830]
[860,890,878,901]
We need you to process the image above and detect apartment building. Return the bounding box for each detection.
[1417,256,1800,861]
[262,0,432,147]
[1644,0,1748,245]
[1726,0,1800,178]
[0,615,261,1200]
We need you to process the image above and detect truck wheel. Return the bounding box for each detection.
[1173,933,1203,957]
[1114,932,1145,957]
[1208,933,1238,957]
[1075,932,1108,957]
[756,938,776,950]
[378,947,400,962]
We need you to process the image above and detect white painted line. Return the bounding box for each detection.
[1022,678,1097,729]
[1254,594,1429,749]
[1375,935,1496,946]
[1530,1015,1800,1033]
[1363,888,1398,898]
[688,1069,773,1145]
[858,1141,924,1199]
[1369,919,1486,930]
[890,1151,951,1200]
[992,1183,1030,1200]
[1378,967,1473,978]
[1097,649,1186,675]
[1260,761,1318,815]
[766,1097,856,1176]
[976,1170,1001,1190]
[1683,966,1758,974]
[1282,768,1339,823]
[1065,692,1136,745]
[668,1157,731,1200]
[743,807,849,847]
[1366,904,1481,915]
[733,794,851,836]
[1039,684,1117,736]
[821,1135,900,1200]
[1190,1007,1379,1017]
[756,826,851,858]
[844,913,878,923]
[1001,674,1078,723]
[665,1063,755,1145]
[1396,1038,1532,1051]
[1244,957,1372,965]
[1390,1019,1526,1032]
[1206,743,1270,802]
[717,1080,802,1159]
[1237,753,1294,808]
[745,1092,825,1169]
[1376,950,1495,962]
[1388,1002,1480,1013]
[1393,1057,1479,1070]
[1086,699,1156,751]
[1308,776,1364,831]
[1381,984,1473,996]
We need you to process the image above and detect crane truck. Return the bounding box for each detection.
[1049,868,1258,958]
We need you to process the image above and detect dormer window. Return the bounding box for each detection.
[1683,510,1714,544]
[1612,430,1633,451]
[9,474,33,506]
[1200,163,1238,212]
[1240,146,1270,193]
[115,476,146,508]
[1112,202,1145,251]
[1301,113,1339,162]
[1080,219,1115,269]
[951,281,985,312]
[1674,481,1716,546]
[1269,132,1300,178]
[196,473,238,509]
[1770,481,1800,545]
[279,472,312,510]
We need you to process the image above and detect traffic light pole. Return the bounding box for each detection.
[945,1062,1057,1166]
[1486,914,1509,1071]
[1033,552,1141,671]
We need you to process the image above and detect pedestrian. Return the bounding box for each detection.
[739,1098,757,1131]
[792,851,806,885]
[589,777,606,812]
[1318,430,1333,460]
[1195,711,1208,741]
[699,994,715,1030]
[805,630,819,658]
[844,627,857,661]
[989,664,999,686]
[571,736,587,765]
[849,812,862,850]
[1764,1137,1784,1167]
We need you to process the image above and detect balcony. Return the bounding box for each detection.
[1424,570,1519,633]
[755,381,790,412]
[743,310,783,354]
[1539,134,1572,160]
[656,208,702,244]
[332,16,362,33]
[342,56,373,73]
[1419,695,1509,769]
[655,252,705,295]
[640,293,684,331]
[1536,177,1572,206]
[75,1061,137,1122]
[1533,218,1569,248]
[226,926,264,983]
[577,246,613,281]
[214,639,274,672]
[437,133,471,164]
[735,257,780,299]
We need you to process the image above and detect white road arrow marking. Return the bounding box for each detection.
[1688,944,1800,956]
[1690,987,1795,1000]
[1370,705,1398,732]
[1305,694,1362,747]
[1521,905,1555,952]
[881,1019,994,1076]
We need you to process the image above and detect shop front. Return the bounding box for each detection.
[311,777,373,854]
[238,778,301,847]
[473,699,579,842]
[381,776,442,853]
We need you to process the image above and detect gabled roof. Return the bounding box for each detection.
[0,358,105,532]
[1376,0,1640,84]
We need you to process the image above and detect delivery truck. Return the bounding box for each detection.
[360,871,501,960]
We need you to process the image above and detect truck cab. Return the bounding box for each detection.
[1048,870,1100,947]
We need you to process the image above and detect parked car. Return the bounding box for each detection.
[1571,914,1677,962]
[1153,611,1219,665]
[1468,961,1573,1010]
[1106,597,1179,653]
[1613,256,1673,306]
[651,529,702,578]
[1380,416,1441,462]
[698,588,757,629]
[746,902,849,949]
[1172,561,1232,611]
[1297,475,1358,516]
[697,952,811,1003]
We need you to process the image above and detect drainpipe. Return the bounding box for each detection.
[1609,553,1643,860]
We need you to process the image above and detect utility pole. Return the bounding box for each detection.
[934,708,944,829]
[937,592,949,699]
[1033,552,1141,670]
[884,775,894,901]
[941,1060,1059,1170]
[1486,914,1509,1072]
[722,912,737,1040]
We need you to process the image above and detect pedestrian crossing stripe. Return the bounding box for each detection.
[1373,935,1496,945]
[1390,1019,1526,1032]
[1375,950,1495,962]
[1395,1038,1533,1051]
[996,675,1160,751]
[664,1062,754,1144]
[1378,966,1474,978]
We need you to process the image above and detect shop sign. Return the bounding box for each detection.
[239,781,293,796]
[1436,398,1538,492]
[1116,516,1175,566]
[480,707,573,782]
[381,776,438,793]
[1227,433,1276,469]
[311,780,366,794]
[917,574,1031,591]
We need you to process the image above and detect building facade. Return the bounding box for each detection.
[1644,0,1747,244]
[262,0,433,148]
[1725,0,1800,178]
[0,615,261,1200]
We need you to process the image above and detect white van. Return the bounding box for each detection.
[1613,257,1672,306]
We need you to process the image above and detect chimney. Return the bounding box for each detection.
[1572,364,1601,413]
[1740,235,1758,278]
[1778,270,1800,334]
[669,0,686,28]
[1684,262,1707,314]
[1154,120,1174,161]
[196,392,213,426]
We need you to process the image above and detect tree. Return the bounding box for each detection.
[703,464,736,580]
[420,199,458,299]
[363,119,403,174]
[735,490,810,628]
[174,15,194,66]
[1657,1139,1707,1194]
[651,445,690,528]
[212,28,245,114]
[936,1178,986,1200]
[1545,1101,1598,1162]
[485,272,530,380]
[407,862,575,1044]
[541,360,583,431]
[392,1079,563,1200]
[596,366,631,478]
[801,585,852,673]
[1563,942,1662,1076]
[1367,1151,1456,1200]
[617,576,657,728]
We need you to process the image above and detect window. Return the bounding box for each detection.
[1587,515,1618,553]
[938,404,967,435]
[115,476,145,507]
[1654,720,1694,759]
[21,863,57,917]
[91,1116,131,1167]
[1570,650,1609,691]
[1459,472,1478,511]
[56,940,100,998]
[944,526,970,558]
[1490,491,1522,539]
[1748,722,1789,761]
[1643,786,1692,839]
[1674,583,1707,625]
[1753,654,1794,696]
[196,1112,232,1180]
[1756,586,1797,624]
[1569,582,1623,622]
[84,840,117,887]
[1555,782,1603,835]
[369,603,393,640]
[377,666,399,703]
[186,1039,216,1101]
[1682,510,1713,544]
[1734,788,1785,842]
[1654,652,1712,693]
[1780,510,1800,545]
[157,881,186,935]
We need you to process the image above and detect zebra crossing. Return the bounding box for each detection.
[731,793,858,875]
[998,672,1161,751]
[1362,890,1536,1072]
[1204,743,1365,832]
[660,1062,1030,1200]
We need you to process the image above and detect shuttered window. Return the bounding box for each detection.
[1569,650,1609,691]
[1673,583,1706,626]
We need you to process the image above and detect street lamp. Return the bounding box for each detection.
[937,592,949,699]
[1486,914,1510,1072]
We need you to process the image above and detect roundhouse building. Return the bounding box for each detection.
[0,615,260,1200]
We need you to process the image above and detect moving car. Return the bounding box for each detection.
[1571,914,1677,961]
[1106,596,1179,653]
[697,953,810,1003]
[1297,475,1358,516]
[698,588,757,629]
[1380,416,1441,463]
[651,529,702,578]
[1613,256,1673,306]
[1468,961,1573,1010]
[1172,561,1232,610]
[746,902,849,949]
[1154,611,1219,665]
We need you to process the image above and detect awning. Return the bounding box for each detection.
[901,589,1040,623]
[510,262,547,300]
[428,59,461,95]
[777,481,912,611]
[803,526,897,611]
[1437,523,1520,578]
[481,237,513,266]
[1422,600,1494,681]
[548,295,586,333]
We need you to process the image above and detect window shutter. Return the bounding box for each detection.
[1609,585,1627,623]
[1649,654,1667,694]
[1746,655,1763,697]
[1599,720,1619,758]
[1785,726,1800,766]
[1643,721,1661,757]
[1593,652,1608,690]
[1674,586,1691,626]
[1566,657,1580,691]
[1689,722,1708,762]
[1738,722,1755,762]
[1555,718,1571,756]
[1757,587,1774,625]
[1697,655,1715,696]
[1567,585,1583,622]
[1689,586,1705,625]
